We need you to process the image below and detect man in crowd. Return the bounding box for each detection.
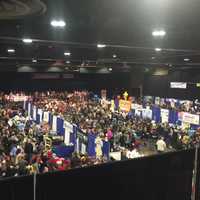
[156,137,167,153]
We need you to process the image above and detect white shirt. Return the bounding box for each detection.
[156,139,166,152]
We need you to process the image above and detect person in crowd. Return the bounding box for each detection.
[24,139,33,164]
[156,137,167,153]
[95,136,103,159]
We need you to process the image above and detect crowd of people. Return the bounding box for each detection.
[140,96,200,114]
[0,91,200,178]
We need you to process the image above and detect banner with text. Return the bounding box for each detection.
[161,109,169,123]
[119,100,131,112]
[179,112,200,125]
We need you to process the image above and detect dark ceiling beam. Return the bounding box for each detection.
[0,57,200,67]
[0,36,200,53]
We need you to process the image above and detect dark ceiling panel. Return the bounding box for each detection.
[0,0,200,71]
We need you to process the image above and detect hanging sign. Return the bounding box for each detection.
[181,112,199,125]
[119,100,131,112]
[43,111,49,122]
[63,121,73,146]
[160,109,169,123]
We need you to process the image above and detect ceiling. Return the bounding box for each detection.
[0,0,200,72]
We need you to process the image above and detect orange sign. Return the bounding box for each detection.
[119,100,131,112]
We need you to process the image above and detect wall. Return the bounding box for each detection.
[0,72,131,97]
[1,68,200,100]
[143,68,200,100]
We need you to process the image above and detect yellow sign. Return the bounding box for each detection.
[119,100,131,112]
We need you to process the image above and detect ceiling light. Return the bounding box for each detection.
[155,48,162,52]
[23,38,33,43]
[32,59,37,63]
[97,44,106,48]
[184,58,190,62]
[152,30,166,37]
[7,49,15,53]
[108,67,112,71]
[64,52,71,56]
[113,54,117,58]
[66,61,71,64]
[51,20,66,27]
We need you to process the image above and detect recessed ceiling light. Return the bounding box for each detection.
[32,59,37,63]
[23,38,33,43]
[97,44,106,48]
[184,58,190,62]
[64,52,71,56]
[51,20,66,27]
[7,49,15,53]
[152,30,166,37]
[108,67,112,71]
[155,48,162,52]
[113,54,117,58]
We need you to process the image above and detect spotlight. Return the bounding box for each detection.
[64,52,71,56]
[184,58,190,62]
[97,44,106,48]
[7,49,15,53]
[23,38,33,43]
[155,48,162,52]
[51,20,66,28]
[152,30,166,37]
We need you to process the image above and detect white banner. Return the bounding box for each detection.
[43,111,49,122]
[110,152,121,161]
[76,138,79,153]
[28,103,31,117]
[37,109,43,123]
[23,101,26,110]
[135,109,142,117]
[63,121,73,145]
[181,112,199,125]
[170,82,187,89]
[33,106,37,121]
[52,116,57,132]
[131,104,142,110]
[142,109,152,119]
[81,144,86,154]
[9,95,29,102]
[160,109,169,123]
